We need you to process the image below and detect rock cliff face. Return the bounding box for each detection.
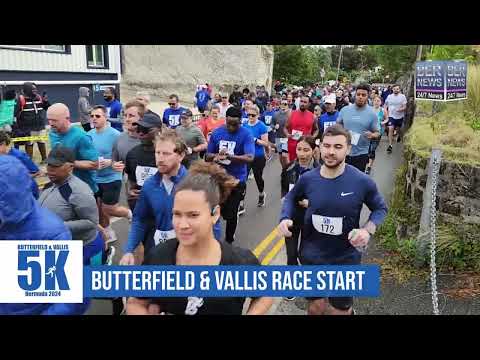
[120,45,274,103]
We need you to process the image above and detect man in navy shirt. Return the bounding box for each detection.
[278,124,387,315]
[162,94,187,129]
[206,107,254,244]
[103,87,123,132]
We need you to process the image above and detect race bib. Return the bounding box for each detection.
[135,166,158,187]
[292,129,303,141]
[154,229,176,246]
[312,215,343,236]
[323,121,336,132]
[264,115,272,125]
[219,140,236,156]
[169,115,180,127]
[279,138,288,144]
[350,131,361,146]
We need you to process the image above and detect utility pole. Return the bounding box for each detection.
[336,45,343,82]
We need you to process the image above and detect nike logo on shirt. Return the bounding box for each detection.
[341,192,354,197]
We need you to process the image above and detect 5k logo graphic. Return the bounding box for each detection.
[17,250,70,291]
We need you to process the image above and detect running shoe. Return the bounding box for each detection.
[104,246,116,266]
[387,145,392,154]
[248,171,254,180]
[237,204,246,216]
[258,192,266,207]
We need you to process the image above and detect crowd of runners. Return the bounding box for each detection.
[0,78,410,315]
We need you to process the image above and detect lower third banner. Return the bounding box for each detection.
[84,265,380,298]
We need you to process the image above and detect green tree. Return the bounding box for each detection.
[368,45,418,80]
[273,45,305,84]
[273,45,333,85]
[427,45,477,63]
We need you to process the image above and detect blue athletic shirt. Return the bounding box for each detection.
[207,125,255,182]
[260,110,276,131]
[280,164,387,264]
[337,104,378,157]
[49,126,99,193]
[243,120,268,158]
[318,111,339,132]
[162,107,187,129]
[88,126,122,183]
[195,89,211,109]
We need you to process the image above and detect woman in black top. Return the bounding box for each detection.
[280,136,319,301]
[126,162,273,315]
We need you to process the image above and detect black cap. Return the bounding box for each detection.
[135,113,162,129]
[226,107,242,118]
[46,146,76,166]
[180,109,193,118]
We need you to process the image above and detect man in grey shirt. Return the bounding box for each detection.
[78,87,92,132]
[175,109,207,168]
[39,146,99,245]
[272,99,290,168]
[112,100,143,163]
[336,83,380,173]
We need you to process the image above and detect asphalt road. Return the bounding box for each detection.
[86,137,404,315]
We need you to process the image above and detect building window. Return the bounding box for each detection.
[0,45,69,53]
[86,45,109,69]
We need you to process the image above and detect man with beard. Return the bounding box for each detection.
[103,87,123,132]
[284,96,318,162]
[278,124,387,315]
[336,83,379,172]
[206,106,254,240]
[124,113,163,211]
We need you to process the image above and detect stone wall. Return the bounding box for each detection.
[405,149,480,225]
[120,45,274,104]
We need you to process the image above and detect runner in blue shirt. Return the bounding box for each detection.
[206,107,254,243]
[279,124,387,315]
[243,105,270,207]
[194,86,211,114]
[260,101,276,147]
[162,94,187,129]
[47,103,99,193]
[103,87,123,132]
[88,105,132,244]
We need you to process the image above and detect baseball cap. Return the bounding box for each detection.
[226,107,242,118]
[325,94,337,104]
[181,109,193,118]
[46,146,76,166]
[135,113,163,129]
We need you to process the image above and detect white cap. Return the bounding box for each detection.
[324,94,336,104]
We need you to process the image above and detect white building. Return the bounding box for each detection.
[0,45,121,120]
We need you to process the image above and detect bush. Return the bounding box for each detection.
[466,64,480,116]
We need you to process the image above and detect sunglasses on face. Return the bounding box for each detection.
[168,103,176,106]
[247,113,257,117]
[222,97,228,99]
[90,114,102,118]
